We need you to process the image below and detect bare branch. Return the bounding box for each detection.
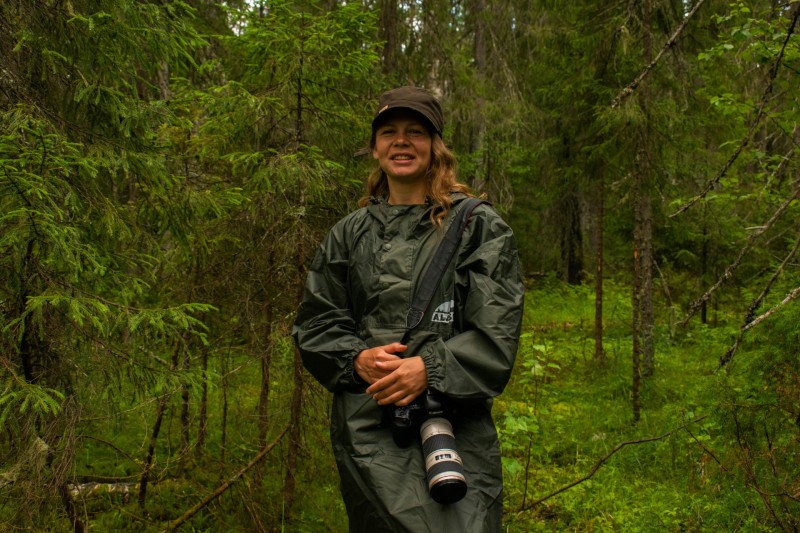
[745,231,800,326]
[517,417,707,512]
[718,232,800,368]
[685,425,727,471]
[611,0,707,108]
[162,426,289,532]
[743,286,800,332]
[681,183,800,327]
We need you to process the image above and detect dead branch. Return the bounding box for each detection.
[611,0,706,108]
[66,482,137,500]
[684,425,727,471]
[681,183,800,327]
[75,434,139,465]
[517,417,707,513]
[743,286,800,332]
[161,426,289,532]
[670,3,800,218]
[733,412,790,531]
[718,231,800,369]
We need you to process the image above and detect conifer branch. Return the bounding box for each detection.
[611,0,706,108]
[3,167,42,240]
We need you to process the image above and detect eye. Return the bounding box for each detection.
[408,126,429,137]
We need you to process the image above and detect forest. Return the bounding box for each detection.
[1,0,799,531]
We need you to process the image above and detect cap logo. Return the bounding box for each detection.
[378,105,389,114]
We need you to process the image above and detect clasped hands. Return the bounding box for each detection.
[354,342,427,407]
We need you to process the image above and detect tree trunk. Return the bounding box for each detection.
[639,0,656,378]
[281,28,309,519]
[560,192,584,285]
[632,199,642,424]
[700,218,709,325]
[282,347,304,519]
[282,246,305,518]
[219,344,230,479]
[180,346,191,466]
[593,168,605,364]
[632,144,648,422]
[138,393,169,509]
[139,339,183,508]
[254,300,273,488]
[640,189,655,377]
[468,0,488,191]
[60,483,86,533]
[378,0,398,76]
[196,347,208,452]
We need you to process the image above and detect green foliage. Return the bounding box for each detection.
[498,282,798,532]
[0,378,64,431]
[3,0,800,531]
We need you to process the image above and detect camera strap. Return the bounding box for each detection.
[401,197,486,345]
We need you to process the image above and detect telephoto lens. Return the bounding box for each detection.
[420,417,467,504]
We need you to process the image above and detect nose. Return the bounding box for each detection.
[392,131,408,145]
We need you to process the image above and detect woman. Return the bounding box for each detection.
[292,86,524,532]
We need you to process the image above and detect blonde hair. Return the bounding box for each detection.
[358,136,473,226]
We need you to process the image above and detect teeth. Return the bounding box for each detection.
[392,155,413,160]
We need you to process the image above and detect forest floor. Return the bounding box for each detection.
[43,278,787,532]
[498,278,773,532]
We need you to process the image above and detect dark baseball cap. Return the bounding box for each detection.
[371,86,444,137]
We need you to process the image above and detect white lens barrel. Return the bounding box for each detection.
[420,417,467,504]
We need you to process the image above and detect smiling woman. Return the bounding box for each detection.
[360,87,473,226]
[293,86,524,533]
[371,114,433,202]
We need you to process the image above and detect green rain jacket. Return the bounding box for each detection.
[292,194,524,533]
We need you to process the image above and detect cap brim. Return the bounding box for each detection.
[371,104,441,136]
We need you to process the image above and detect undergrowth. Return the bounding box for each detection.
[498,278,798,532]
[5,279,798,531]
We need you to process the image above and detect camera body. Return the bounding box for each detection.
[390,390,467,504]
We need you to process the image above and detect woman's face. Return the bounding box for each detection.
[372,113,433,186]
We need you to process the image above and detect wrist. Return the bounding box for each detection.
[349,351,367,386]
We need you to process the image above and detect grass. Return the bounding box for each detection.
[497,279,793,532]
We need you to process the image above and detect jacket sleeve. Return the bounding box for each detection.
[419,205,524,400]
[292,221,368,392]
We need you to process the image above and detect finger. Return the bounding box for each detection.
[374,352,402,365]
[392,394,416,407]
[376,389,407,406]
[367,360,402,392]
[372,386,402,405]
[363,369,393,386]
[384,343,408,354]
[375,358,403,370]
[383,386,424,406]
[366,377,390,396]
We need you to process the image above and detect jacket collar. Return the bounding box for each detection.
[366,192,472,225]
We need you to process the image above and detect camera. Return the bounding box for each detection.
[389,390,467,504]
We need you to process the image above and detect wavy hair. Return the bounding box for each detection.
[358,135,473,226]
